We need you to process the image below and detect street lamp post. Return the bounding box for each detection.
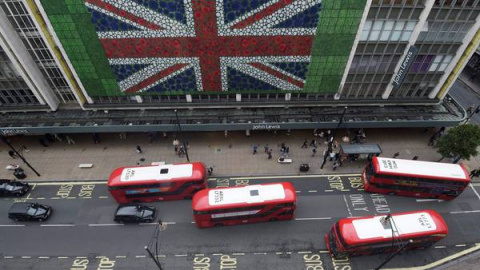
[145,221,167,270]
[1,136,41,176]
[321,107,348,169]
[145,245,163,270]
[174,109,190,162]
[374,239,413,270]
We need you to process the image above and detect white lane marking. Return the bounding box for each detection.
[434,246,446,249]
[222,174,361,180]
[295,191,301,193]
[99,196,109,199]
[51,197,61,200]
[213,253,223,256]
[276,252,292,255]
[156,255,166,258]
[4,256,13,259]
[450,210,480,214]
[324,190,334,192]
[416,199,443,202]
[21,256,31,259]
[295,217,331,221]
[472,183,480,187]
[0,225,25,227]
[116,256,127,258]
[31,184,37,191]
[254,253,267,255]
[40,224,75,227]
[174,254,187,257]
[319,251,329,254]
[88,224,124,226]
[298,251,312,254]
[135,255,146,258]
[76,257,87,258]
[308,190,318,193]
[36,197,45,200]
[58,257,69,259]
[343,194,352,217]
[232,253,244,256]
[195,254,205,256]
[456,244,467,247]
[470,183,480,201]
[39,256,49,259]
[35,181,106,186]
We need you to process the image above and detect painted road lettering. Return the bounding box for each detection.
[220,255,237,269]
[215,179,230,188]
[57,184,73,198]
[235,179,249,186]
[79,185,95,197]
[347,177,363,190]
[71,258,89,270]
[328,176,345,191]
[349,194,368,212]
[303,254,324,270]
[97,256,115,269]
[193,256,211,270]
[371,194,390,214]
[331,257,351,270]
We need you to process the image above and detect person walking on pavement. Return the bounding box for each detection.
[267,149,272,159]
[252,144,258,155]
[311,148,317,157]
[208,167,213,176]
[264,144,269,153]
[469,169,480,178]
[427,133,437,146]
[8,150,17,159]
[66,135,75,145]
[301,139,308,148]
[310,139,317,148]
[136,146,143,154]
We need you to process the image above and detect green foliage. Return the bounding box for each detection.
[435,124,480,161]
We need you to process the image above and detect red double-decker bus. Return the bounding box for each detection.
[362,157,470,200]
[108,162,207,203]
[325,210,448,259]
[192,182,296,228]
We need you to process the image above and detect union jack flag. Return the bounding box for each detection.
[85,0,322,93]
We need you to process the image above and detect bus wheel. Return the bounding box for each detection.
[269,218,278,222]
[214,223,223,227]
[387,192,396,196]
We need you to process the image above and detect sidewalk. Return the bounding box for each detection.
[1,128,479,181]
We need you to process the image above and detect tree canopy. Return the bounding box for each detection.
[435,124,480,163]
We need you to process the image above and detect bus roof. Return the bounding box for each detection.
[192,182,296,211]
[108,162,206,186]
[338,210,448,246]
[373,157,469,181]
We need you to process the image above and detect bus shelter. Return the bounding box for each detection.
[339,143,382,162]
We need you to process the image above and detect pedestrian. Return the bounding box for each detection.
[312,148,317,157]
[467,105,474,115]
[66,135,75,145]
[208,167,213,176]
[92,133,100,144]
[393,152,400,158]
[469,169,479,178]
[136,145,143,154]
[301,139,308,148]
[8,150,17,159]
[412,156,419,160]
[333,160,340,171]
[286,147,290,154]
[474,170,480,178]
[39,138,49,147]
[310,139,317,148]
[253,144,258,155]
[174,145,178,154]
[264,144,269,153]
[267,149,272,159]
[427,134,437,146]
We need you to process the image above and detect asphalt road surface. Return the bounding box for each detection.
[1,175,480,270]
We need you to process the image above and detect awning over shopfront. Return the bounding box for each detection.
[340,143,382,155]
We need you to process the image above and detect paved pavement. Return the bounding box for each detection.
[1,127,480,182]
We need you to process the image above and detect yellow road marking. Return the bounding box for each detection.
[384,244,480,270]
[34,181,106,186]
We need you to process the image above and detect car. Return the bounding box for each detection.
[0,179,30,197]
[8,202,52,222]
[114,204,156,223]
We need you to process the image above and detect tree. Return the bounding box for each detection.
[435,124,480,163]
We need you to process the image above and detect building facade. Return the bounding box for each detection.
[0,0,478,134]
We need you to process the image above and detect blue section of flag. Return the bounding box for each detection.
[227,67,279,91]
[131,0,186,24]
[223,0,271,24]
[145,68,197,92]
[88,8,142,32]
[270,62,309,80]
[111,64,149,82]
[273,3,321,28]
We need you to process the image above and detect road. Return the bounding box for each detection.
[1,176,480,270]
